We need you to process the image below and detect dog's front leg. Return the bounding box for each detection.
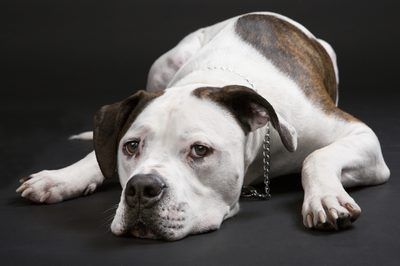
[16,151,104,204]
[301,124,390,230]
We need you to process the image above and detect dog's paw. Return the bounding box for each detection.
[302,191,361,230]
[16,170,98,204]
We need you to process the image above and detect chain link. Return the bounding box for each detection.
[241,122,271,200]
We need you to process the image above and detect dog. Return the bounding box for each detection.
[16,12,390,240]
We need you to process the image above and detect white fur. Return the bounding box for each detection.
[18,12,389,239]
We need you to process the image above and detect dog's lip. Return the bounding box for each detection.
[129,221,159,239]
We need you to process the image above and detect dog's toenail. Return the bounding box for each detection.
[306,214,313,228]
[318,211,326,223]
[345,203,354,211]
[329,209,339,220]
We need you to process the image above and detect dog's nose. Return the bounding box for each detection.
[125,174,166,208]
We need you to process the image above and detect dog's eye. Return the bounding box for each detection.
[123,140,140,156]
[190,144,210,158]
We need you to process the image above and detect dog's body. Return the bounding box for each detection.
[17,12,390,240]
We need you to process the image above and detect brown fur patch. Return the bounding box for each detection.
[235,14,357,121]
[93,90,163,178]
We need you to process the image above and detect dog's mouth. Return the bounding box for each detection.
[128,212,187,240]
[112,201,190,240]
[130,210,188,240]
[130,221,159,239]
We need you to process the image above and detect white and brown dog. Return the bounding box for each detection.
[16,12,390,240]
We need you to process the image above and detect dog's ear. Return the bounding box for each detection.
[193,85,297,152]
[93,90,162,178]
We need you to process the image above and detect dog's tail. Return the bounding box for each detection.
[68,131,93,141]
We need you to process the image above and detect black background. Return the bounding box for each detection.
[1,0,399,265]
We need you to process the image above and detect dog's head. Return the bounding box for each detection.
[93,85,296,240]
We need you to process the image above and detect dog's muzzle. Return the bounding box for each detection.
[121,173,188,240]
[125,173,166,209]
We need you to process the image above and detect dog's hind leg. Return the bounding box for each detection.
[301,122,390,230]
[16,151,104,204]
[146,28,205,92]
[146,17,236,92]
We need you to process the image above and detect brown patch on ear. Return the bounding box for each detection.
[193,85,297,152]
[235,14,357,122]
[93,90,163,178]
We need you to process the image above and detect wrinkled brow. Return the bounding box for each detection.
[121,125,152,141]
[176,129,222,148]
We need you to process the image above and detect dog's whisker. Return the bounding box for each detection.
[100,214,115,229]
[102,204,118,214]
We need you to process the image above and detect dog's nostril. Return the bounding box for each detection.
[126,186,136,197]
[143,185,163,198]
[125,185,137,207]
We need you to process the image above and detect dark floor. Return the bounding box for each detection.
[1,0,400,265]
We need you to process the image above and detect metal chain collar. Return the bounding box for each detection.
[241,122,271,200]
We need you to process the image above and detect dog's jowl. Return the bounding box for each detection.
[17,12,390,240]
